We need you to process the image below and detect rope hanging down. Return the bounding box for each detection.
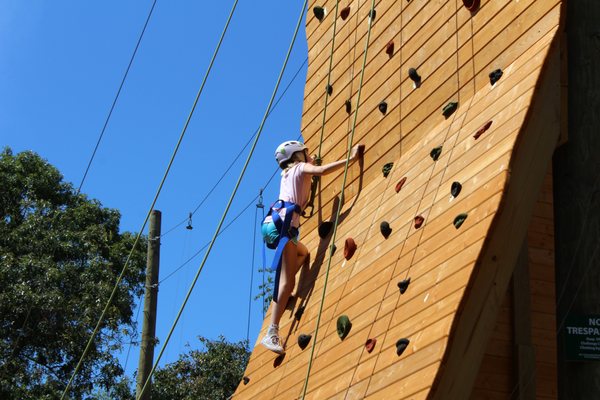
[136,2,308,398]
[300,0,376,397]
[60,1,240,397]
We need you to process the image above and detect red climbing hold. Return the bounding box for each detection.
[340,6,350,20]
[414,215,424,229]
[385,40,394,57]
[344,238,357,260]
[395,177,407,193]
[365,338,377,353]
[473,120,492,139]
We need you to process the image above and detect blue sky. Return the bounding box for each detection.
[0,0,308,377]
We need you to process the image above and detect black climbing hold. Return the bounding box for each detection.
[368,8,376,20]
[462,0,480,11]
[294,305,305,321]
[345,99,352,114]
[313,6,325,21]
[414,215,424,229]
[453,213,468,229]
[298,334,312,350]
[430,146,442,161]
[395,177,407,193]
[340,6,350,20]
[489,69,503,85]
[474,120,493,139]
[326,84,333,96]
[243,376,250,385]
[273,353,285,367]
[319,221,333,238]
[385,41,394,57]
[331,243,337,255]
[382,162,394,177]
[408,68,421,88]
[337,315,352,340]
[365,338,377,353]
[380,221,392,239]
[442,102,458,118]
[398,277,411,294]
[378,101,388,114]
[344,238,357,260]
[451,182,462,197]
[396,338,410,356]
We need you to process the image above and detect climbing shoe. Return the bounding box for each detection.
[261,333,284,354]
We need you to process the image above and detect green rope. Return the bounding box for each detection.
[300,1,377,398]
[136,1,308,398]
[60,1,240,398]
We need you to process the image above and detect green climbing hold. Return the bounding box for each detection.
[489,69,503,85]
[313,6,325,21]
[380,221,392,239]
[462,0,480,11]
[368,8,376,20]
[453,213,468,229]
[396,338,410,356]
[442,102,458,118]
[382,162,394,177]
[345,99,351,114]
[326,84,333,95]
[340,6,350,20]
[451,181,462,197]
[430,146,442,161]
[337,315,352,340]
[243,376,250,385]
[398,277,411,294]
[298,334,312,350]
[378,101,388,114]
[318,221,333,238]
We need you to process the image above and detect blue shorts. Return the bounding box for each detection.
[261,221,298,245]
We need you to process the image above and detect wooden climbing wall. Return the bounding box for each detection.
[234,0,563,398]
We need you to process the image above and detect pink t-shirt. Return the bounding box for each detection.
[278,162,312,228]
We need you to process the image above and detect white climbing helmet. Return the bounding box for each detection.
[274,140,306,167]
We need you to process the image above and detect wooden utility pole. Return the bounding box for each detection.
[136,210,161,400]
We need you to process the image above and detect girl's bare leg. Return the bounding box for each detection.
[271,240,300,327]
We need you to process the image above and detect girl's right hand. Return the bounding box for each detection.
[350,144,364,160]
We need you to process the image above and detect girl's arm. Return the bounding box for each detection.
[303,144,363,176]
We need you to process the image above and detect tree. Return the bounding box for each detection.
[0,148,147,399]
[151,336,250,400]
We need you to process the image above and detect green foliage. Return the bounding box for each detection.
[151,336,250,400]
[0,148,147,399]
[255,267,274,314]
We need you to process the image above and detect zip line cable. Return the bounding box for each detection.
[300,1,376,397]
[60,1,240,397]
[77,0,158,193]
[159,56,308,239]
[136,3,308,397]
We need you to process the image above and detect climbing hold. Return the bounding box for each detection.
[368,8,376,21]
[365,338,377,353]
[294,305,305,321]
[340,6,350,20]
[408,68,421,88]
[430,146,442,161]
[326,84,333,96]
[462,0,480,11]
[298,334,312,350]
[395,177,407,193]
[489,69,503,85]
[273,353,285,367]
[473,120,493,139]
[337,315,352,340]
[186,212,193,230]
[414,215,424,229]
[396,338,410,356]
[344,238,357,260]
[453,213,468,229]
[442,102,458,118]
[382,162,394,177]
[313,6,325,21]
[243,376,250,385]
[398,277,411,294]
[331,243,337,255]
[319,221,333,238]
[378,101,388,115]
[451,182,462,197]
[385,41,394,57]
[345,99,352,114]
[380,221,392,239]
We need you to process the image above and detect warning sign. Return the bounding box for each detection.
[565,315,600,361]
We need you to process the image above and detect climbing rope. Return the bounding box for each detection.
[77,0,158,193]
[246,189,264,343]
[300,1,376,397]
[60,1,240,397]
[136,2,308,397]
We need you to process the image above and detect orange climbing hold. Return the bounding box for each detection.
[474,120,493,139]
[414,215,424,229]
[385,40,394,56]
[344,238,357,260]
[365,338,377,353]
[395,177,407,193]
